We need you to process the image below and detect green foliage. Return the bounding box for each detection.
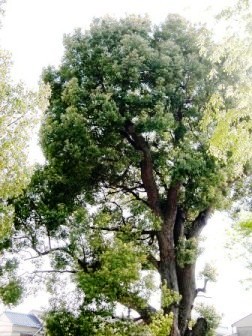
[218,0,252,283]
[195,303,221,336]
[239,218,252,232]
[176,237,198,268]
[200,263,218,282]
[205,2,252,181]
[0,47,49,238]
[77,239,145,302]
[161,283,181,309]
[95,319,151,336]
[149,312,173,336]
[45,308,173,336]
[45,308,107,336]
[0,20,49,306]
[38,14,239,215]
[12,12,252,335]
[0,280,22,305]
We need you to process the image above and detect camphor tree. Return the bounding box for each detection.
[13,13,252,336]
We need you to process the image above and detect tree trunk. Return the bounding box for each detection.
[157,227,180,336]
[177,263,196,335]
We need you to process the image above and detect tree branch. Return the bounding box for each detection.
[186,208,212,239]
[195,278,208,296]
[32,269,77,274]
[108,184,149,207]
[89,225,156,236]
[123,121,161,216]
[147,253,160,270]
[25,246,71,260]
[174,207,186,246]
[163,182,181,227]
[119,293,157,324]
[117,185,149,207]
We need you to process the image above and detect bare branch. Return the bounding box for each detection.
[114,184,149,207]
[89,225,156,236]
[196,278,209,296]
[7,114,25,128]
[32,269,77,274]
[25,246,71,260]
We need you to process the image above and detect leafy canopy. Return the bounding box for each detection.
[13,13,252,335]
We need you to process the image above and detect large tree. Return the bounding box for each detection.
[14,14,252,336]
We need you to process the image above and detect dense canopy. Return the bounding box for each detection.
[13,14,252,336]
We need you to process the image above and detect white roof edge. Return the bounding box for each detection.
[232,313,252,327]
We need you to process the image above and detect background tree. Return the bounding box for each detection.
[0,0,49,305]
[215,0,252,285]
[13,14,252,336]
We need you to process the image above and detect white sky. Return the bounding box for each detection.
[0,0,251,333]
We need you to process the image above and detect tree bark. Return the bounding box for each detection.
[122,122,211,336]
[177,263,196,335]
[156,183,181,336]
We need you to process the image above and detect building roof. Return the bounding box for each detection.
[4,311,42,328]
[232,313,252,327]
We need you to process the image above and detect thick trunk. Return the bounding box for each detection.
[158,230,178,293]
[158,232,197,336]
[123,119,212,336]
[177,263,196,335]
[157,224,180,336]
[156,183,181,335]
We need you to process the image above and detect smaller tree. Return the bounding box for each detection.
[194,304,221,336]
[0,11,49,302]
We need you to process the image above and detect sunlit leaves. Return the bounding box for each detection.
[199,263,218,283]
[0,48,49,236]
[176,237,198,268]
[77,239,145,302]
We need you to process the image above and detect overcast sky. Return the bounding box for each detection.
[0,0,250,332]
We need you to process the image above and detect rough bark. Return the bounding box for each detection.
[124,121,161,216]
[158,183,181,291]
[177,263,196,335]
[157,183,181,336]
[174,207,186,246]
[186,208,212,239]
[122,122,211,336]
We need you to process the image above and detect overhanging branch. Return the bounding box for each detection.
[114,184,149,207]
[89,225,156,236]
